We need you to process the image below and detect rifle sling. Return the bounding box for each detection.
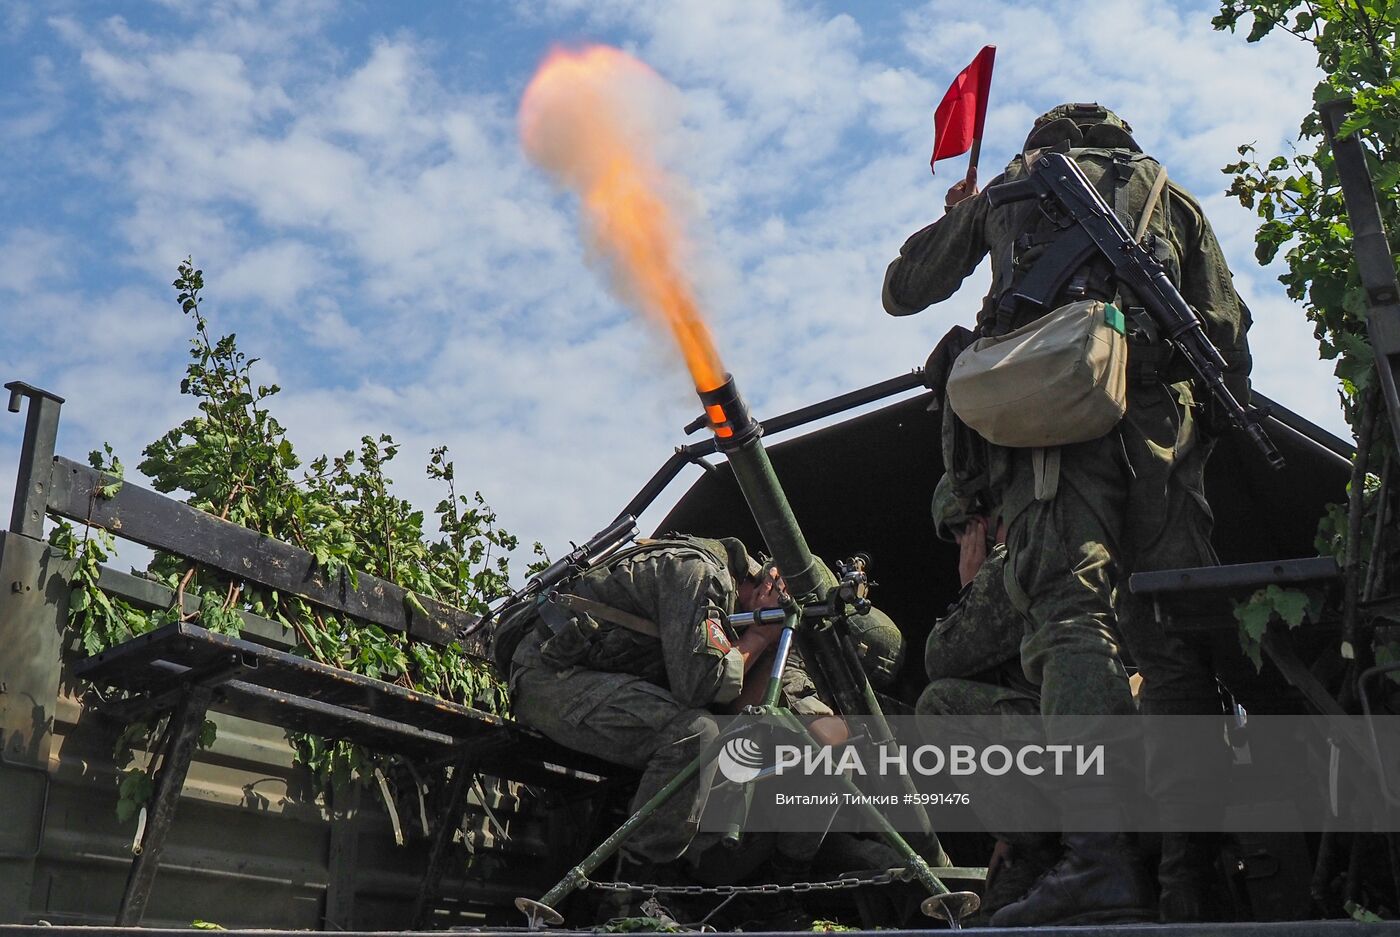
[553,593,661,638]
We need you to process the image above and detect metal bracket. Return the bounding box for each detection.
[5,381,64,540]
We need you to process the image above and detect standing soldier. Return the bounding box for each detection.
[884,103,1251,925]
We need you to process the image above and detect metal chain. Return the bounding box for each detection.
[586,867,909,897]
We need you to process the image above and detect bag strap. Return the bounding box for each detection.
[553,593,660,638]
[1032,446,1061,501]
[1134,165,1169,243]
[1110,151,1136,223]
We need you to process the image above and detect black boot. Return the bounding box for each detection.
[977,835,1062,920]
[989,833,1155,926]
[1159,832,1229,922]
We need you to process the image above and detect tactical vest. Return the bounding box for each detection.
[940,133,1182,519]
[986,144,1179,339]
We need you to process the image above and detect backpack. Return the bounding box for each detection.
[946,131,1172,450]
[988,141,1177,337]
[489,598,541,673]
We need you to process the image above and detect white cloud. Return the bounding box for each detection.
[220,239,327,307]
[0,0,1354,584]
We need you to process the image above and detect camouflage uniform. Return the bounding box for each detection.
[509,537,827,864]
[883,107,1249,748]
[886,104,1248,924]
[916,544,1038,719]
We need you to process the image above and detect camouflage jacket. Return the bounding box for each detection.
[924,545,1024,683]
[515,539,746,709]
[882,146,1251,390]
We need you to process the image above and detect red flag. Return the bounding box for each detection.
[931,45,996,174]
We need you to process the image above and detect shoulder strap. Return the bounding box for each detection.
[1109,151,1137,223]
[553,593,660,638]
[1134,164,1169,243]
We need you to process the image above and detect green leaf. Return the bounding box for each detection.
[1236,593,1274,642]
[1265,585,1310,628]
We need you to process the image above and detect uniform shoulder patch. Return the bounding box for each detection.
[704,614,733,654]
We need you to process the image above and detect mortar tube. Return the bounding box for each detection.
[697,375,936,842]
[698,376,824,598]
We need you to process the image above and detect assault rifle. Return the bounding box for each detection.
[466,513,638,635]
[986,151,1285,469]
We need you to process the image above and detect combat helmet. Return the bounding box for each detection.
[846,605,906,691]
[1025,102,1139,153]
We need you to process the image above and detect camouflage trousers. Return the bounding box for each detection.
[917,671,1044,846]
[994,381,1228,819]
[916,675,1038,719]
[915,539,1047,838]
[512,659,721,864]
[510,636,832,866]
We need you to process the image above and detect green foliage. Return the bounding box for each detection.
[1234,584,1324,669]
[59,258,529,819]
[1214,0,1397,426]
[115,764,154,823]
[1345,899,1386,923]
[1215,1,1398,655]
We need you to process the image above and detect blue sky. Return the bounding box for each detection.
[0,0,1336,569]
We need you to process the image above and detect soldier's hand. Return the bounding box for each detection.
[957,516,989,587]
[945,170,979,210]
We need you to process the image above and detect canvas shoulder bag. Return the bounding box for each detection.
[946,299,1128,448]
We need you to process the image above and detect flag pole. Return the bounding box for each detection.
[965,136,982,188]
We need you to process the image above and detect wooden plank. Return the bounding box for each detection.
[96,564,297,651]
[48,456,485,650]
[75,622,509,737]
[73,623,619,782]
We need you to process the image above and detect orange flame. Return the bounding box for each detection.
[519,45,726,393]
